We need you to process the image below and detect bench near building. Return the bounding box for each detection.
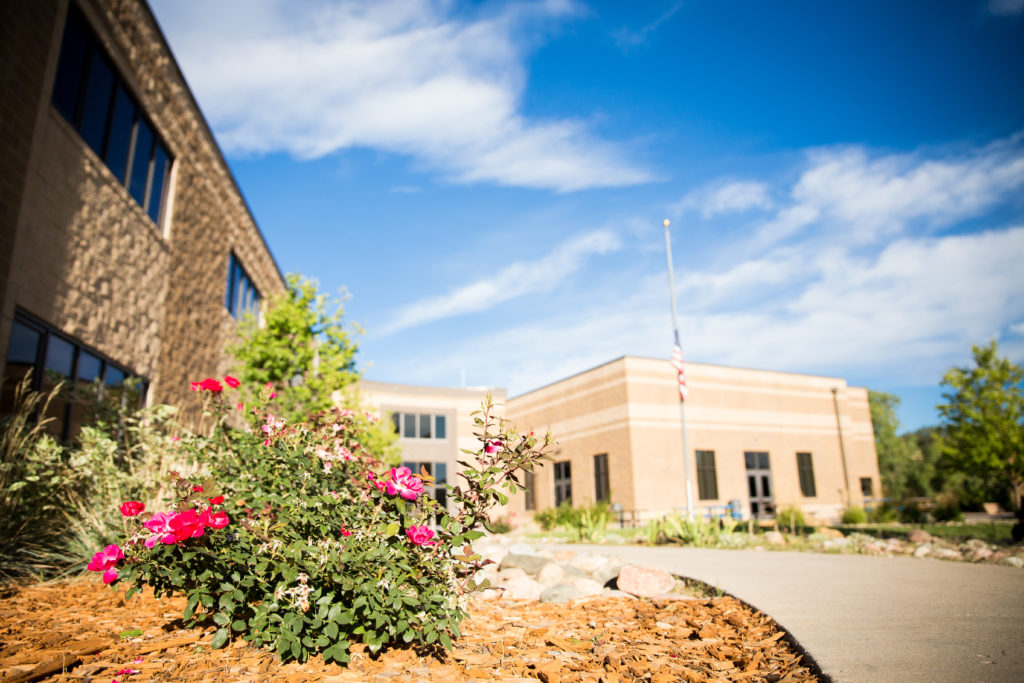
[502,356,879,525]
[0,0,285,434]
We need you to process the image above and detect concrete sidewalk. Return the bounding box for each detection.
[557,544,1024,682]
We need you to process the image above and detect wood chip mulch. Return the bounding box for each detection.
[0,578,818,682]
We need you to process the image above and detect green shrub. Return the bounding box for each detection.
[486,517,513,534]
[932,490,963,522]
[867,502,899,523]
[899,500,925,524]
[775,506,806,531]
[534,507,558,531]
[93,386,552,664]
[841,506,868,524]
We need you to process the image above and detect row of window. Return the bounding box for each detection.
[1,310,146,441]
[545,450,874,508]
[52,5,172,226]
[390,411,448,440]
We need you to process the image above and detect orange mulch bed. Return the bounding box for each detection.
[0,578,818,682]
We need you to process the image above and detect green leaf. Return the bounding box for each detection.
[231,620,247,632]
[212,613,229,626]
[384,521,400,538]
[211,628,229,650]
[439,632,452,650]
[325,622,338,639]
[184,594,199,620]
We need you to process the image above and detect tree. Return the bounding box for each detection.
[938,341,1024,510]
[229,274,360,422]
[868,390,921,500]
[227,276,399,464]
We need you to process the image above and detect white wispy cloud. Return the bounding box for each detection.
[675,181,773,219]
[151,0,653,192]
[754,134,1024,246]
[611,1,683,49]
[988,0,1024,16]
[378,229,621,335]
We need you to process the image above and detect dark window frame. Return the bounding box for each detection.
[554,460,572,507]
[225,252,262,320]
[695,450,719,500]
[860,477,873,497]
[3,308,147,441]
[389,411,449,440]
[51,4,173,227]
[593,453,609,503]
[797,452,817,497]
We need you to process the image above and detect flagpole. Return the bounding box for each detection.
[664,219,695,521]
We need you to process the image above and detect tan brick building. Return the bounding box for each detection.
[359,381,507,515]
[0,0,285,435]
[505,356,880,525]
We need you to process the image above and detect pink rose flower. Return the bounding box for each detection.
[189,381,201,392]
[236,402,244,411]
[484,440,501,454]
[385,466,424,501]
[87,544,124,572]
[143,511,176,547]
[224,375,240,388]
[200,506,229,530]
[340,526,352,537]
[199,378,223,393]
[405,525,436,546]
[169,509,205,542]
[119,500,144,517]
[102,568,119,584]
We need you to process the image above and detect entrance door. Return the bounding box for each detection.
[744,451,774,519]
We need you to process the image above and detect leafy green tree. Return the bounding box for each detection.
[228,274,398,462]
[938,341,1024,510]
[869,390,920,500]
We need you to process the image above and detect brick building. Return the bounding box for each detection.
[504,356,880,525]
[0,0,285,435]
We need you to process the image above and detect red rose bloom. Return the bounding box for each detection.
[119,500,145,517]
[199,377,223,393]
[224,375,240,388]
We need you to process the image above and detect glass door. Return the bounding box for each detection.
[744,451,774,519]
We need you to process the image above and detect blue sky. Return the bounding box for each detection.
[150,0,1024,433]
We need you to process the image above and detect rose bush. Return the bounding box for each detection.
[94,380,551,664]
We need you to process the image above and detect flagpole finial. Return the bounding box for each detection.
[663,219,670,227]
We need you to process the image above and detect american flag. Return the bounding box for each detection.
[671,334,688,402]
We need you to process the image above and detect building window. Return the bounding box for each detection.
[1,309,146,441]
[797,452,817,497]
[402,461,448,511]
[524,470,535,511]
[860,477,873,497]
[695,450,719,500]
[225,252,261,320]
[52,5,173,226]
[389,411,448,440]
[554,460,572,506]
[593,453,609,503]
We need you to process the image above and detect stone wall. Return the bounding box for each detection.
[0,0,286,427]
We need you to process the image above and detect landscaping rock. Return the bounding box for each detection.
[965,545,993,563]
[536,562,566,587]
[508,543,541,556]
[501,573,544,600]
[501,553,550,575]
[617,565,675,598]
[763,531,786,546]
[570,577,606,597]
[590,561,624,586]
[930,547,963,561]
[540,583,583,603]
[817,527,845,539]
[998,556,1024,568]
[913,544,932,558]
[823,538,848,551]
[907,529,933,544]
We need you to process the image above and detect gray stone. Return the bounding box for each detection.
[508,543,540,556]
[540,583,583,603]
[501,573,544,600]
[570,577,606,597]
[616,564,676,598]
[998,556,1024,568]
[966,546,993,563]
[591,561,624,586]
[763,530,786,546]
[824,537,849,551]
[497,567,528,582]
[931,547,963,561]
[913,544,931,558]
[907,529,933,544]
[500,553,550,575]
[602,589,637,600]
[570,553,610,573]
[536,561,566,587]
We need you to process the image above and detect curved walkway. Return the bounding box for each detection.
[557,544,1024,682]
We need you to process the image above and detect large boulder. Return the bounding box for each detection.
[500,573,544,600]
[540,583,583,604]
[501,553,551,575]
[616,565,675,598]
[907,529,933,544]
